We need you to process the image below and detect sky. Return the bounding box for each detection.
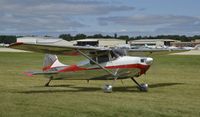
[0,0,200,36]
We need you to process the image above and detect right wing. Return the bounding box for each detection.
[127,48,190,56]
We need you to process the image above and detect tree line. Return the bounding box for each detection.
[0,34,200,44]
[59,34,200,42]
[0,35,17,44]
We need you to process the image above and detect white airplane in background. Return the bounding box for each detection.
[9,42,188,93]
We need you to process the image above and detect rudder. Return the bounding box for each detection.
[43,54,67,71]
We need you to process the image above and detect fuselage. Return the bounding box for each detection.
[47,56,153,80]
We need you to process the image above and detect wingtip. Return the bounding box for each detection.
[9,42,24,47]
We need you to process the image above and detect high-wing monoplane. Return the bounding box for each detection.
[9,42,188,92]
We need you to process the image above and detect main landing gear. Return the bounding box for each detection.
[131,77,148,92]
[102,84,113,93]
[102,77,148,93]
[45,76,53,87]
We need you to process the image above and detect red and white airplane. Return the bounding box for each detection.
[9,42,186,92]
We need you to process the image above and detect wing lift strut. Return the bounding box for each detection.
[131,77,148,92]
[76,49,119,93]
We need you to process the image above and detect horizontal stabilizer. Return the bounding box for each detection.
[24,71,58,76]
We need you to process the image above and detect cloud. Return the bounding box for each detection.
[0,0,134,35]
[98,15,200,35]
[156,21,200,35]
[98,15,200,26]
[0,0,134,16]
[0,0,199,36]
[0,14,86,34]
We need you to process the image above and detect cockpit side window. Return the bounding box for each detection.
[98,54,109,63]
[110,50,118,60]
[112,49,127,57]
[89,51,97,64]
[89,50,111,64]
[97,50,109,63]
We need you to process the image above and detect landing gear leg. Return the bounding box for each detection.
[131,77,148,92]
[45,76,53,87]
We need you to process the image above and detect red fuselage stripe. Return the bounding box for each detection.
[57,64,150,75]
[43,65,52,71]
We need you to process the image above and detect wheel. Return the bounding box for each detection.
[139,83,148,92]
[102,84,112,93]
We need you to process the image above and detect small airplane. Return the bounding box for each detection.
[9,42,188,93]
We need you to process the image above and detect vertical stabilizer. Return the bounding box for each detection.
[43,54,67,71]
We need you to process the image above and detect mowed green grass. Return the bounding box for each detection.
[0,52,200,117]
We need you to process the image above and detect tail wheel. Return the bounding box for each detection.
[102,84,112,93]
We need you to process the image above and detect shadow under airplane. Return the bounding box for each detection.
[16,82,184,94]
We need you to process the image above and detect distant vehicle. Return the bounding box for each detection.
[116,44,131,49]
[9,42,189,93]
[0,43,9,47]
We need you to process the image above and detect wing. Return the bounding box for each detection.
[9,42,109,55]
[127,48,190,56]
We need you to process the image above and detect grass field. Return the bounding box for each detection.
[0,52,200,117]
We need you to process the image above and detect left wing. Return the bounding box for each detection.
[9,42,109,55]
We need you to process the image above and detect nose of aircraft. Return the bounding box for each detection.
[146,57,153,65]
